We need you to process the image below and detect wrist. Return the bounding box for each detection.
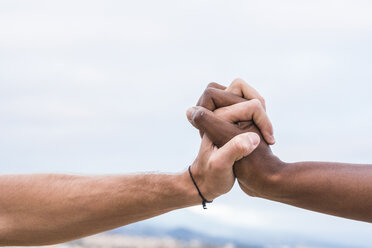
[257,156,288,199]
[175,170,203,208]
[235,153,287,199]
[188,160,230,202]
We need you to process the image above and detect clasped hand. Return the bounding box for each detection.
[187,78,285,203]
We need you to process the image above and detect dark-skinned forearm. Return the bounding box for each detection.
[189,105,372,222]
[261,161,372,222]
[233,144,372,222]
[191,82,372,222]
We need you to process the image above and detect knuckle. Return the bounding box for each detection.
[203,87,216,98]
[259,97,266,107]
[231,78,245,88]
[200,88,211,102]
[250,99,262,110]
[207,82,218,88]
[199,87,217,108]
[208,155,217,167]
[208,155,224,172]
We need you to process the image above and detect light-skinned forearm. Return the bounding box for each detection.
[0,173,199,246]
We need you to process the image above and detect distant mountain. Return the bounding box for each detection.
[110,223,262,248]
[165,227,261,248]
[109,222,364,248]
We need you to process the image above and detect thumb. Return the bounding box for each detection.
[213,132,260,168]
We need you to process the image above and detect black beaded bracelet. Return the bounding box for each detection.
[188,166,213,209]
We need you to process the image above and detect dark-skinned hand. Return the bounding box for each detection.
[187,79,284,198]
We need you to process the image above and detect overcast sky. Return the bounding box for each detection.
[1,0,372,247]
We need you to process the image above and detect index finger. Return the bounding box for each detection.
[227,78,266,110]
[215,100,275,145]
[197,87,246,111]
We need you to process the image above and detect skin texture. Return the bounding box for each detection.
[0,131,260,246]
[188,78,372,223]
[187,81,282,197]
[0,173,198,245]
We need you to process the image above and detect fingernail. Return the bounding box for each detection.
[248,133,260,147]
[270,135,276,144]
[186,107,195,120]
